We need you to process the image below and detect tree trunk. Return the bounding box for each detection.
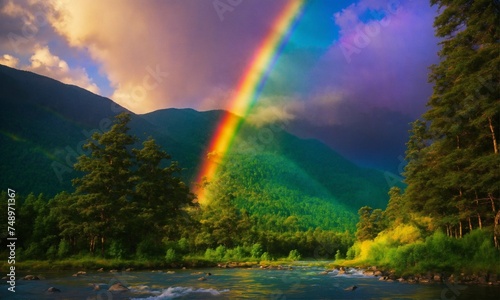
[488,117,498,155]
[468,217,472,231]
[489,193,496,213]
[101,236,105,257]
[478,213,482,229]
[459,221,463,238]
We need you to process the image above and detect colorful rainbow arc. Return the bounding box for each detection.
[193,0,305,202]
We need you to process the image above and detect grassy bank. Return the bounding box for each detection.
[329,228,500,278]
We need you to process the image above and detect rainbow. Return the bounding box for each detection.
[193,0,305,202]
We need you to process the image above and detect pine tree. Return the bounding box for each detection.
[72,113,136,256]
[404,0,499,239]
[132,137,195,242]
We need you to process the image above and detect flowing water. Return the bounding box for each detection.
[1,266,499,299]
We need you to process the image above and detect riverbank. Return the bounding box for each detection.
[4,265,500,300]
[327,259,500,286]
[2,257,499,287]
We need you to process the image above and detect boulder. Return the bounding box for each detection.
[344,285,357,291]
[97,268,104,272]
[47,287,61,293]
[24,275,39,280]
[374,270,383,277]
[198,276,207,281]
[108,282,129,292]
[419,278,430,284]
[125,268,133,272]
[363,270,374,276]
[433,274,442,282]
[447,274,455,283]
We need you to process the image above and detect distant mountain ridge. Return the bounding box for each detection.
[0,64,390,223]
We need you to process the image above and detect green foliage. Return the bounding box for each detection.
[165,249,177,263]
[355,206,385,241]
[136,238,164,260]
[260,252,271,261]
[250,243,263,259]
[334,249,342,261]
[57,240,70,258]
[403,0,500,240]
[207,152,358,233]
[108,241,125,259]
[177,238,190,255]
[224,246,249,261]
[287,249,301,261]
[350,229,500,274]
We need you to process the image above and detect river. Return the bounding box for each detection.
[1,266,499,299]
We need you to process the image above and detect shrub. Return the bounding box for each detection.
[224,246,249,261]
[177,238,190,254]
[165,248,177,263]
[215,245,226,261]
[287,249,301,261]
[108,241,125,259]
[251,243,263,259]
[260,252,271,261]
[334,249,342,261]
[57,239,70,258]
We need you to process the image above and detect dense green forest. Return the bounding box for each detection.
[0,0,498,274]
[0,113,354,264]
[344,0,500,275]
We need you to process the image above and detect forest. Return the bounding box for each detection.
[0,0,498,274]
[0,113,354,265]
[343,0,500,275]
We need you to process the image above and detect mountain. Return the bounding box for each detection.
[0,64,171,195]
[0,64,391,230]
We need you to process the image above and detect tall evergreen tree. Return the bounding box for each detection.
[72,113,136,255]
[132,137,195,243]
[405,0,499,240]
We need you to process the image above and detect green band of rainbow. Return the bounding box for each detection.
[193,0,305,202]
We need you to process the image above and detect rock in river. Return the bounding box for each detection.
[108,282,129,292]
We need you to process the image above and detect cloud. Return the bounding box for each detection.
[0,0,56,55]
[27,45,100,93]
[309,0,439,119]
[280,0,439,171]
[0,45,100,94]
[42,0,286,114]
[0,54,19,67]
[246,96,298,127]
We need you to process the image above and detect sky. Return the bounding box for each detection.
[0,0,440,173]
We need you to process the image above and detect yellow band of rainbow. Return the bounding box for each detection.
[194,0,305,202]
